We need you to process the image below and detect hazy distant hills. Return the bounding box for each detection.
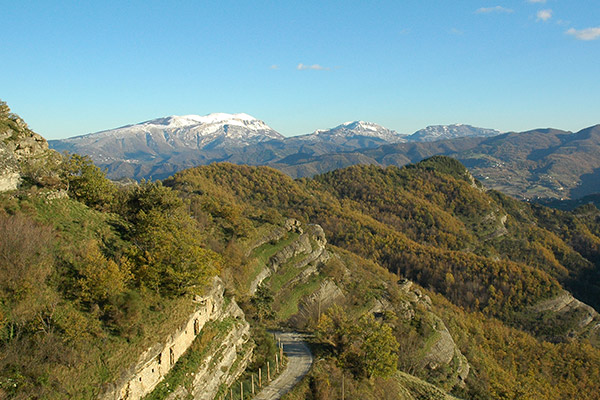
[408,124,500,142]
[279,125,600,200]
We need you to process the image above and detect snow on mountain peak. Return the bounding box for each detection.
[63,112,284,152]
[148,113,262,129]
[297,120,405,143]
[339,120,381,131]
[408,124,501,142]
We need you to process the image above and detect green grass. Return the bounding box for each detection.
[30,196,129,257]
[241,232,300,292]
[252,232,300,265]
[395,371,461,400]
[268,253,310,293]
[277,275,323,320]
[419,329,442,359]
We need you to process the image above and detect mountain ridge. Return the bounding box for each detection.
[49,115,502,181]
[408,123,500,142]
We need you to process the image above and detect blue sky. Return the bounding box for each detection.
[1,0,599,139]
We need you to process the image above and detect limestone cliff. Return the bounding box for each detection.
[98,278,253,400]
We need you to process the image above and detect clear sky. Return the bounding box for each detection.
[1,0,599,139]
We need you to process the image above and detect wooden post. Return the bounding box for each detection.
[276,354,279,373]
[267,361,271,382]
[230,388,233,400]
[259,368,262,387]
[252,374,255,395]
[240,381,243,400]
[280,346,284,366]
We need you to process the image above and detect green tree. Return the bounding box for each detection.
[124,181,220,295]
[358,314,399,379]
[316,305,353,355]
[61,153,116,210]
[317,307,398,379]
[251,285,275,322]
[73,240,132,305]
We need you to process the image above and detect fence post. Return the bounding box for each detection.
[259,368,262,387]
[267,361,271,382]
[240,381,243,400]
[252,374,255,395]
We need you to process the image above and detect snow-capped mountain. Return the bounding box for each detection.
[51,113,284,164]
[296,120,406,143]
[49,113,505,181]
[407,124,500,142]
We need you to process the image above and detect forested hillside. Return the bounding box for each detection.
[165,159,600,399]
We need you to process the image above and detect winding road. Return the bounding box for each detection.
[253,332,313,400]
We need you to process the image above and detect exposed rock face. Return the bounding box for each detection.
[530,290,600,343]
[249,221,328,295]
[98,277,253,400]
[398,279,470,388]
[0,144,20,191]
[246,219,304,258]
[165,301,254,400]
[0,111,60,192]
[290,280,345,328]
[269,224,327,271]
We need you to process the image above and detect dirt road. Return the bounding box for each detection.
[253,332,313,400]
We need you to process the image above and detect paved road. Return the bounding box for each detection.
[253,332,313,400]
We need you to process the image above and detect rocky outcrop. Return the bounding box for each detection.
[397,279,470,388]
[0,110,61,192]
[530,290,600,342]
[290,280,345,328]
[98,277,253,400]
[165,301,254,400]
[268,224,327,271]
[1,130,49,161]
[0,144,20,191]
[246,219,304,257]
[249,221,328,295]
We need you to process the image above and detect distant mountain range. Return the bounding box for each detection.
[49,113,499,179]
[49,114,600,200]
[275,125,600,200]
[408,124,500,142]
